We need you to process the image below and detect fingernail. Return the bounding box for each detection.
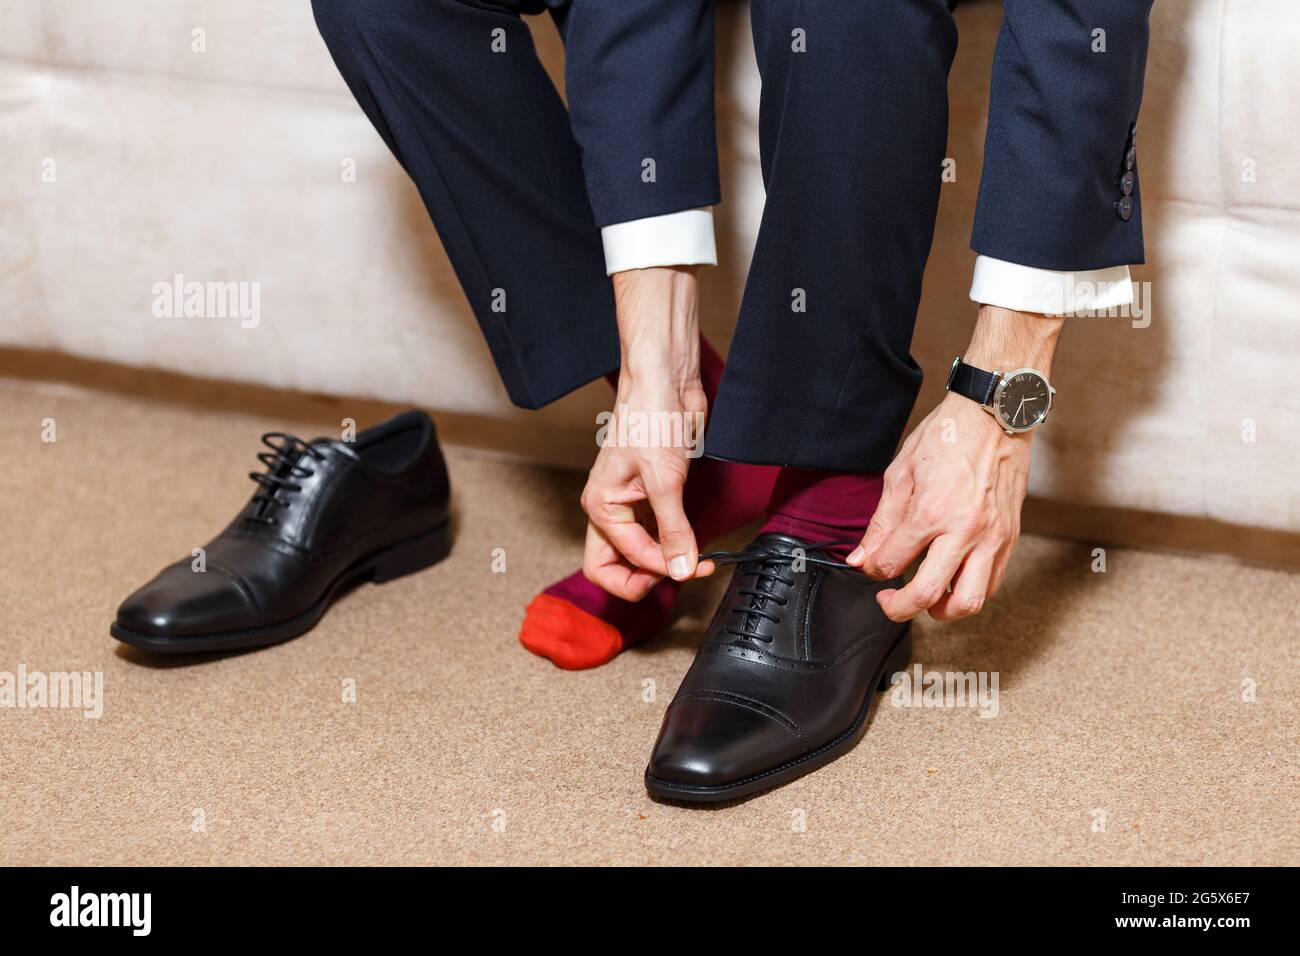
[846,546,865,565]
[668,555,693,580]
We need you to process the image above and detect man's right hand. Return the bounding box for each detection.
[579,267,715,600]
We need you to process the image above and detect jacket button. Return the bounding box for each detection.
[1125,146,1136,170]
[1120,170,1136,196]
[1116,195,1134,221]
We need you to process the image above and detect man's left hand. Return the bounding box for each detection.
[848,392,1030,621]
[847,304,1062,622]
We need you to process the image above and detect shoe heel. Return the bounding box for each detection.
[370,521,453,583]
[877,624,912,691]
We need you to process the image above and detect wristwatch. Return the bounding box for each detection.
[946,357,1055,434]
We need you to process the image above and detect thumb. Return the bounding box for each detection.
[647,479,698,582]
[848,468,911,568]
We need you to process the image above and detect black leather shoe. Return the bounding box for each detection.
[111,410,451,653]
[645,533,911,803]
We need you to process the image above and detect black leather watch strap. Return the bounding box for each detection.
[946,359,1000,407]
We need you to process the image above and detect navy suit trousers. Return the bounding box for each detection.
[313,0,1152,471]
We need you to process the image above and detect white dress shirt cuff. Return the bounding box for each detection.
[600,207,717,276]
[969,255,1134,315]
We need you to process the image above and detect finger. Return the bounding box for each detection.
[602,521,670,576]
[877,534,968,622]
[646,479,699,581]
[848,469,912,568]
[581,523,663,600]
[585,496,668,575]
[987,535,1016,597]
[928,546,996,621]
[985,464,1024,597]
[584,564,663,601]
[859,503,934,581]
[584,562,663,601]
[695,558,717,578]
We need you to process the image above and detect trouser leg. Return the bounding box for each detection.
[706,0,958,470]
[311,0,618,408]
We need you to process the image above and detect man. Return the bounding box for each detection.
[162,0,1150,799]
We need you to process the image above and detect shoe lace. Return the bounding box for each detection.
[699,541,858,646]
[245,433,325,526]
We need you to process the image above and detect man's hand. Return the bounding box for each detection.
[580,266,714,600]
[847,305,1064,622]
[581,375,713,599]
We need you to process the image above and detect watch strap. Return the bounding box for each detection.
[946,359,1000,407]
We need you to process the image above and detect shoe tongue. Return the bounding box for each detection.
[732,536,804,644]
[752,532,850,560]
[751,532,810,554]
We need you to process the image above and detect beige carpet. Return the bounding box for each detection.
[1,381,1295,866]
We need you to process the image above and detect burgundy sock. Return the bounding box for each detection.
[519,337,779,670]
[759,467,885,560]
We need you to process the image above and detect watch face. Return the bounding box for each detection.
[994,370,1052,432]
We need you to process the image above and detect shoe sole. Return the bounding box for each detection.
[109,520,453,654]
[643,624,912,804]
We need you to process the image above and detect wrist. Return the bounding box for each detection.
[613,265,701,390]
[618,354,702,401]
[615,372,705,412]
[962,305,1063,377]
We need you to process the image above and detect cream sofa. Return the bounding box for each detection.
[2,0,1297,535]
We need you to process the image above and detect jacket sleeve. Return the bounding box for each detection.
[972,0,1155,271]
[558,0,721,227]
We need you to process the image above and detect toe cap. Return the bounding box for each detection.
[647,693,807,789]
[115,562,259,639]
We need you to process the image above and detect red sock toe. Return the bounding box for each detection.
[518,575,679,670]
[519,594,626,670]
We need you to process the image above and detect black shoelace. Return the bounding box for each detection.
[699,541,858,646]
[246,433,325,526]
